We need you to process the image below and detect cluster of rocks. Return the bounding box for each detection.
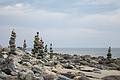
[9,29,16,55]
[0,29,120,80]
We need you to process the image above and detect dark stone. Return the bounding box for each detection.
[2,69,12,75]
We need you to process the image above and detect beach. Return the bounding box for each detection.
[0,47,120,80]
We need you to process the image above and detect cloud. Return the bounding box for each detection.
[0,3,67,17]
[0,3,67,27]
[1,0,120,14]
[75,0,120,5]
[0,1,120,48]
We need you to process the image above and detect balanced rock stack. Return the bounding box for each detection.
[23,40,27,52]
[9,29,16,55]
[44,45,48,53]
[50,43,53,53]
[32,32,45,58]
[107,46,112,60]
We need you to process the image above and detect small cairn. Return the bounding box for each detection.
[39,37,44,54]
[9,29,16,55]
[50,43,53,53]
[49,43,53,59]
[23,40,27,52]
[44,45,48,53]
[107,46,112,63]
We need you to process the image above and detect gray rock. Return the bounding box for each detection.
[43,74,57,80]
[18,72,35,80]
[95,64,106,70]
[81,55,91,62]
[93,68,101,74]
[31,65,42,74]
[107,63,120,70]
[25,73,32,80]
[102,75,120,80]
[45,61,56,66]
[63,63,74,69]
[18,72,26,80]
[79,61,90,65]
[0,70,8,80]
[74,76,90,80]
[34,73,44,80]
[60,72,76,79]
[56,75,72,80]
[1,58,16,75]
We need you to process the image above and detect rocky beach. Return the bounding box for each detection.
[1,0,120,79]
[0,30,120,80]
[0,47,120,80]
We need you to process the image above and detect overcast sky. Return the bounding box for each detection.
[0,0,120,48]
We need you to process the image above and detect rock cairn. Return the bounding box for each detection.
[44,45,48,53]
[39,37,44,54]
[49,43,53,59]
[9,29,16,55]
[107,46,112,61]
[23,40,27,52]
[50,43,53,53]
[32,32,44,58]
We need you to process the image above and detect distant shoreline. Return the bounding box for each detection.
[26,48,120,58]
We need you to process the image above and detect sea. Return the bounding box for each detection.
[27,48,120,58]
[54,48,120,58]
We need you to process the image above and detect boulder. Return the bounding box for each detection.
[81,55,91,62]
[45,61,57,66]
[34,73,44,80]
[2,47,10,52]
[1,58,16,75]
[60,71,76,79]
[0,70,8,80]
[107,63,120,70]
[102,75,120,80]
[74,76,90,80]
[79,61,90,66]
[25,73,32,80]
[18,72,26,80]
[18,71,36,80]
[31,65,42,74]
[43,71,57,80]
[56,75,72,80]
[63,63,74,69]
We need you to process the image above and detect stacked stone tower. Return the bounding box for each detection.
[39,37,44,53]
[44,45,48,53]
[50,43,53,53]
[23,40,27,51]
[32,32,44,58]
[32,32,40,55]
[107,46,112,60]
[49,43,53,59]
[9,29,16,55]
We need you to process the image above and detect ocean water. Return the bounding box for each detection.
[27,48,120,58]
[54,48,120,58]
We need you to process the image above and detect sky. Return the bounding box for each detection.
[0,0,120,48]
